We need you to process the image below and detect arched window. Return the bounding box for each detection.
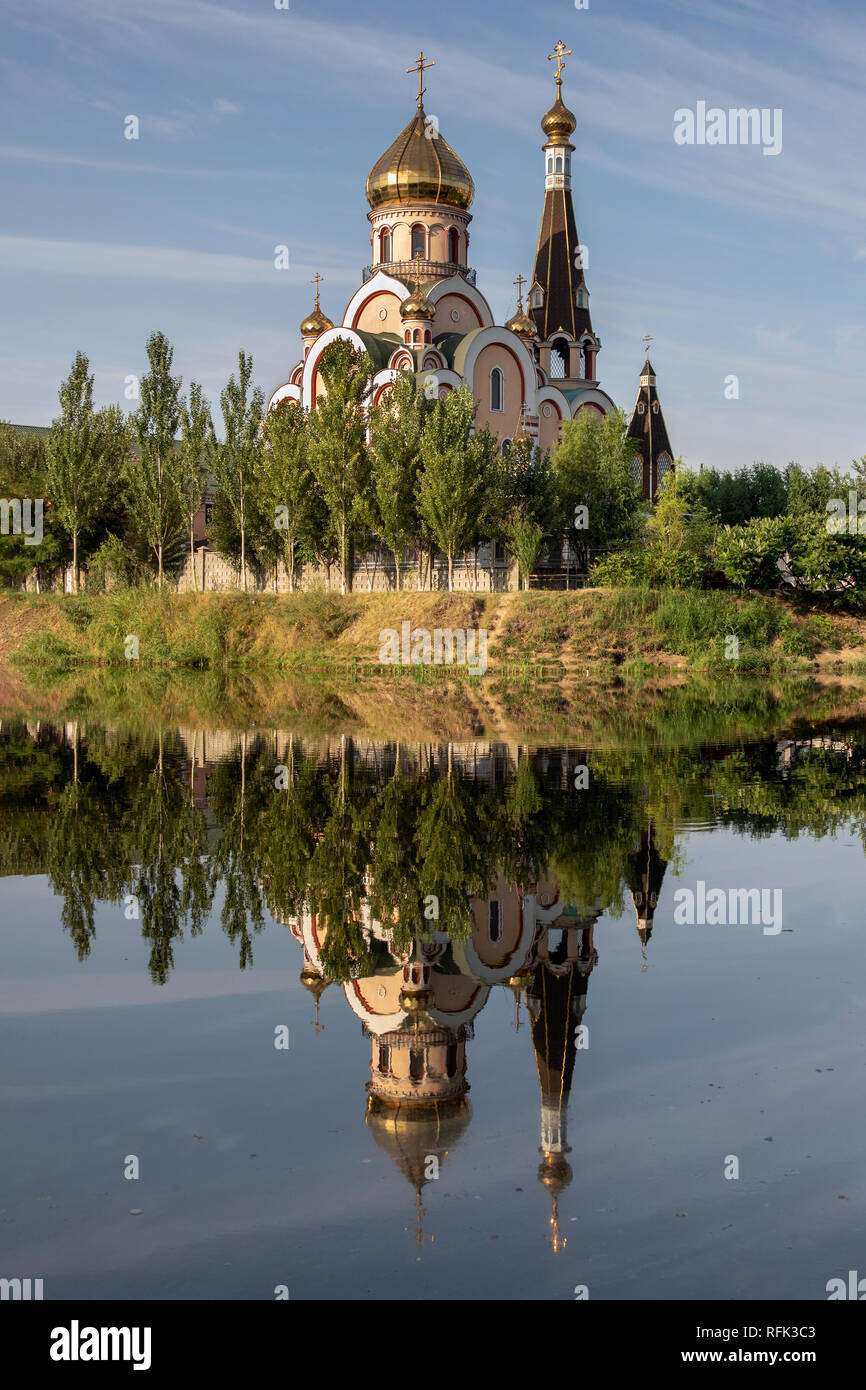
[500,437,512,456]
[638,401,645,414]
[556,155,563,173]
[448,227,460,264]
[565,154,571,176]
[547,156,553,173]
[652,401,659,414]
[490,366,504,412]
[413,328,421,343]
[445,1044,458,1079]
[424,329,431,343]
[409,1049,424,1082]
[379,228,391,262]
[550,337,570,379]
[378,1043,390,1074]
[411,224,426,259]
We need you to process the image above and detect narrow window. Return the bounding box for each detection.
[448,227,460,264]
[488,900,502,943]
[556,155,563,173]
[380,228,391,262]
[411,224,426,259]
[490,367,503,412]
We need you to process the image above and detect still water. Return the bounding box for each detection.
[1,716,864,1300]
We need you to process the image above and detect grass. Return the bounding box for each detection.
[1,585,863,678]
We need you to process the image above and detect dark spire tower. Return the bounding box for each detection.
[626,350,675,503]
[529,41,602,392]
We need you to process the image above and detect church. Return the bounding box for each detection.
[267,42,673,495]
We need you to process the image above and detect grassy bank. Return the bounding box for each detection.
[1,587,865,678]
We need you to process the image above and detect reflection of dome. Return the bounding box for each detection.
[541,90,576,142]
[400,986,435,1011]
[366,109,474,211]
[538,1151,573,1195]
[366,1094,471,1190]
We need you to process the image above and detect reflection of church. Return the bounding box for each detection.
[285,837,667,1250]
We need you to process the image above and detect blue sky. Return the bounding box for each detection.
[1,0,863,471]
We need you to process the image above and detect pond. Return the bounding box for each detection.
[1,712,864,1300]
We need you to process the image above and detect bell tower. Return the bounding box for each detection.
[529,42,602,393]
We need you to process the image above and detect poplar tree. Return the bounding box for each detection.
[127,332,183,590]
[212,350,264,592]
[308,339,373,595]
[177,382,213,591]
[44,352,117,593]
[367,372,429,590]
[416,386,491,591]
[259,398,314,593]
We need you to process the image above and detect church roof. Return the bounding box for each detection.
[530,186,592,342]
[627,362,673,459]
[366,106,474,212]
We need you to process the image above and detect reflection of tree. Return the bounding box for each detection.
[8,716,866,982]
[367,771,423,956]
[308,740,375,981]
[48,782,116,960]
[209,734,264,969]
[134,733,213,983]
[415,753,493,936]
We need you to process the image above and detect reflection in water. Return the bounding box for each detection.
[2,718,866,1256]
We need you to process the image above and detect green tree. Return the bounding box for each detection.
[308,339,373,595]
[177,381,213,591]
[367,372,429,589]
[44,353,121,593]
[552,408,645,571]
[417,385,491,591]
[127,332,184,590]
[500,437,557,590]
[212,350,264,592]
[259,398,315,592]
[645,468,714,587]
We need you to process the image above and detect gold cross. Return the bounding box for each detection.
[407,51,435,108]
[513,273,527,309]
[548,40,572,84]
[311,271,323,307]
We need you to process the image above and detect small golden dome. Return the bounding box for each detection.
[400,286,435,320]
[367,108,474,211]
[506,308,536,339]
[299,304,333,338]
[541,91,576,142]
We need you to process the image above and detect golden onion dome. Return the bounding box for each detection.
[541,90,576,143]
[400,287,435,320]
[366,107,474,211]
[506,308,536,339]
[299,304,333,337]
